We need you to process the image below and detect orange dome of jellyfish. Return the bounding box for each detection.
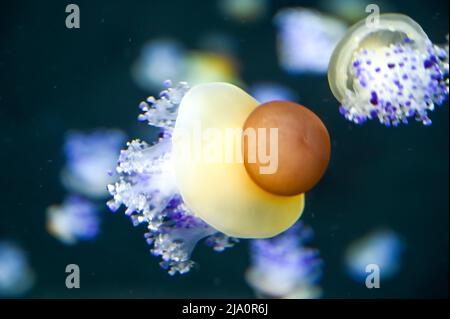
[243,101,331,196]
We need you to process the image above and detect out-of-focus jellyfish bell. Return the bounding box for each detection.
[345,229,404,282]
[245,223,323,299]
[47,195,100,245]
[328,14,449,126]
[275,8,347,74]
[132,39,241,92]
[219,0,268,22]
[0,242,35,297]
[183,51,240,86]
[61,129,126,199]
[132,39,186,91]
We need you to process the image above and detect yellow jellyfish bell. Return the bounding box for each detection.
[172,82,304,238]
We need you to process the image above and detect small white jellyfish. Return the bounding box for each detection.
[274,8,348,74]
[328,14,449,126]
[345,229,404,282]
[0,242,35,297]
[132,39,187,91]
[250,82,299,103]
[61,129,126,199]
[245,223,323,299]
[47,195,100,245]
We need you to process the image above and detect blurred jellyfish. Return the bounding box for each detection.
[107,81,237,275]
[250,82,299,103]
[345,229,404,282]
[132,39,241,92]
[274,8,347,74]
[132,39,186,91]
[47,195,100,245]
[61,129,126,199]
[245,223,322,299]
[184,51,240,86]
[0,242,35,297]
[328,14,449,126]
[219,0,268,22]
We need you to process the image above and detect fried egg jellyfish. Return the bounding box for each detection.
[275,8,347,74]
[245,223,322,299]
[0,242,35,297]
[47,196,101,245]
[61,129,126,199]
[328,14,449,126]
[107,79,325,273]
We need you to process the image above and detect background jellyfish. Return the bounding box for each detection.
[0,242,35,297]
[132,39,188,91]
[250,82,299,103]
[107,81,237,275]
[328,14,449,126]
[132,39,241,92]
[218,0,268,22]
[345,229,404,282]
[46,196,101,245]
[274,8,347,74]
[61,129,126,199]
[245,223,323,299]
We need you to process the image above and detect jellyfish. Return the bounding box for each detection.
[0,242,35,297]
[245,223,323,299]
[132,39,188,91]
[345,229,404,282]
[61,129,126,199]
[183,51,240,87]
[250,82,299,103]
[132,39,241,92]
[274,8,348,74]
[108,80,330,273]
[218,0,268,22]
[47,195,100,245]
[328,14,449,126]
